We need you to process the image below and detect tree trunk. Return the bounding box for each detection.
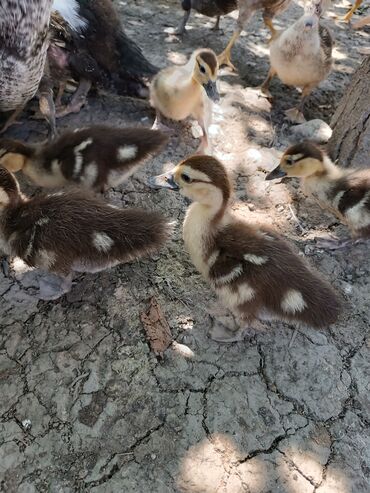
[328,55,370,169]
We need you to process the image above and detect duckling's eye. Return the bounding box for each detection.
[199,65,206,74]
[285,157,294,166]
[181,173,192,183]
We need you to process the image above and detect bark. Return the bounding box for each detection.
[328,55,370,169]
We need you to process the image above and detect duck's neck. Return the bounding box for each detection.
[183,199,227,275]
[305,156,344,182]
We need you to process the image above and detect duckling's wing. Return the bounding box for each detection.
[210,222,341,327]
[319,23,333,62]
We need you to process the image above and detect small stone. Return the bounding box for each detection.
[290,119,333,144]
[276,205,284,212]
[22,419,32,431]
[151,454,157,460]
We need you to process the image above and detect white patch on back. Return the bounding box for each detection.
[73,138,93,178]
[118,145,138,161]
[216,283,256,311]
[244,254,268,265]
[81,162,98,187]
[92,232,114,253]
[207,250,219,267]
[214,265,243,285]
[281,289,307,314]
[52,0,87,31]
[332,190,345,210]
[0,189,10,205]
[36,217,50,227]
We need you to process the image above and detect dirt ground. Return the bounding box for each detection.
[1,0,370,492]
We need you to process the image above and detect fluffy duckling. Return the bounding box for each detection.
[217,0,293,70]
[149,155,341,342]
[0,126,167,193]
[0,166,171,300]
[176,0,238,34]
[49,0,158,117]
[261,0,333,123]
[266,141,370,248]
[150,49,219,154]
[0,0,56,134]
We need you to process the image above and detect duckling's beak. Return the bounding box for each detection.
[203,81,220,102]
[147,172,179,191]
[265,166,287,180]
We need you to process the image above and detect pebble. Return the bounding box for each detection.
[290,119,333,144]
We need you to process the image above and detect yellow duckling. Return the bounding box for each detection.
[149,155,341,342]
[150,48,219,154]
[0,166,171,300]
[266,141,370,249]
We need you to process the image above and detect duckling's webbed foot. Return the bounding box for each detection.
[152,113,174,135]
[210,322,247,343]
[285,107,306,124]
[56,79,92,118]
[38,273,72,300]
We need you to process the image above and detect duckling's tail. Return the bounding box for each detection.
[117,209,173,259]
[116,30,158,79]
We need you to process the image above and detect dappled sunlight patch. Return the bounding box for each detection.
[177,434,243,492]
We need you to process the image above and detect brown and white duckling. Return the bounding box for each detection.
[0,126,167,193]
[261,0,333,123]
[266,141,370,248]
[150,48,219,154]
[0,167,171,300]
[149,155,341,342]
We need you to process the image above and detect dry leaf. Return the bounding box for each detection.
[140,297,173,357]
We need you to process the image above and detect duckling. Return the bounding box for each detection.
[149,155,341,342]
[0,166,171,300]
[342,0,362,22]
[217,0,293,70]
[261,1,333,123]
[150,49,219,154]
[49,0,158,117]
[0,0,56,134]
[176,0,238,34]
[0,126,167,193]
[266,141,370,249]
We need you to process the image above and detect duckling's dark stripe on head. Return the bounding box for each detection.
[284,141,323,162]
[198,50,218,75]
[180,155,231,202]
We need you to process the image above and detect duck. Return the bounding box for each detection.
[217,0,293,70]
[148,155,341,342]
[0,166,171,300]
[342,0,362,22]
[261,0,333,123]
[266,141,370,249]
[150,48,219,154]
[0,126,168,193]
[49,0,158,117]
[176,0,238,34]
[0,0,56,135]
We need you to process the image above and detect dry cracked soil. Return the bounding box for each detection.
[0,0,370,492]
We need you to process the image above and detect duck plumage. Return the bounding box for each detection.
[0,126,168,192]
[0,0,54,132]
[49,0,158,115]
[0,166,171,299]
[177,0,238,33]
[150,155,341,341]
